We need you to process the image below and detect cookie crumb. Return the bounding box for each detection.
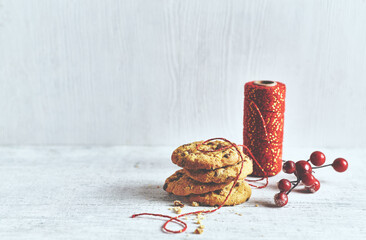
[194,227,204,234]
[174,200,184,208]
[192,201,199,207]
[168,208,172,210]
[173,207,182,214]
[255,204,259,207]
[195,212,205,224]
[157,186,160,188]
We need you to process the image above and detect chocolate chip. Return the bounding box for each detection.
[216,143,223,150]
[163,183,168,190]
[223,154,230,158]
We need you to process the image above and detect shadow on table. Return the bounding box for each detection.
[104,183,182,204]
[250,198,277,208]
[246,183,281,208]
[104,182,279,208]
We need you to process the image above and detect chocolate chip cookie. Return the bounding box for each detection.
[183,157,253,183]
[188,180,251,206]
[171,140,245,170]
[163,170,233,196]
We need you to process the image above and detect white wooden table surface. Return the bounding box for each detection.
[0,146,365,240]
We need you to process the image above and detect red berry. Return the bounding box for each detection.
[305,179,320,193]
[277,179,292,192]
[300,172,316,186]
[296,160,312,177]
[332,158,348,172]
[310,151,326,166]
[283,161,296,174]
[274,192,288,207]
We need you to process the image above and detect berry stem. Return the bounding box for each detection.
[286,177,300,195]
[312,164,332,169]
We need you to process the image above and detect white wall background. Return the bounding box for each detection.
[0,0,365,147]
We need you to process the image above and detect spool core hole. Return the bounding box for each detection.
[253,80,277,87]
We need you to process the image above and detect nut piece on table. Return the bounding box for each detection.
[173,206,182,214]
[174,200,184,207]
[191,201,199,207]
[194,226,204,234]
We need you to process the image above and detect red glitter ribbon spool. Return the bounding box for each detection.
[243,80,286,177]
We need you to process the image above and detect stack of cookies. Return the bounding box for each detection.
[163,140,253,206]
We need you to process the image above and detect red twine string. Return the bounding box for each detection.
[131,138,268,233]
